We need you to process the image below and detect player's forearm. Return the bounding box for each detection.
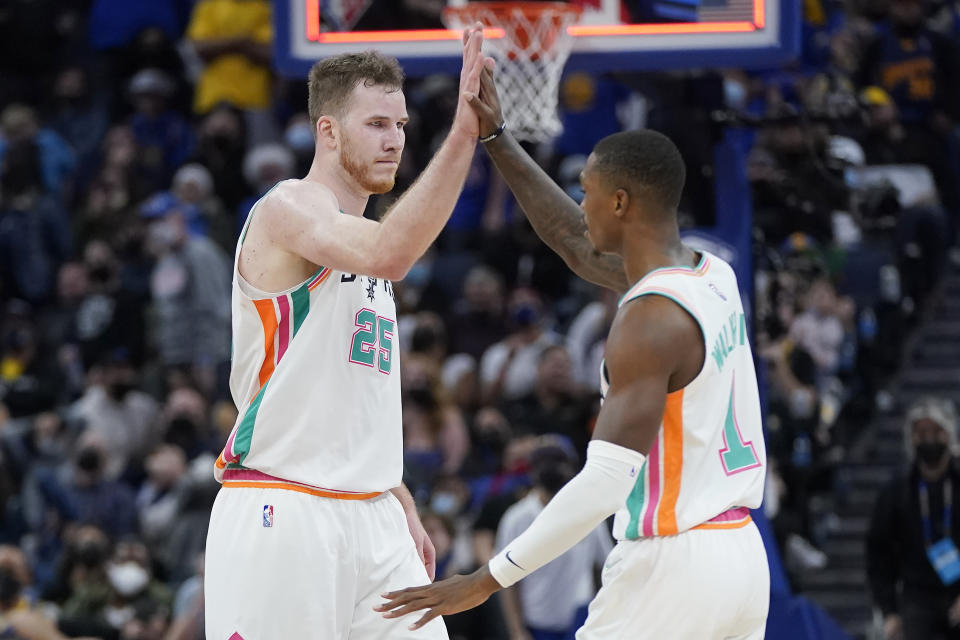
[489,441,642,587]
[376,130,477,278]
[483,132,629,292]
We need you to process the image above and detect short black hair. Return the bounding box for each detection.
[591,130,686,212]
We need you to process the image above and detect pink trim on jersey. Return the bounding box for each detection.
[276,295,291,362]
[221,468,379,495]
[626,255,711,300]
[642,435,662,537]
[306,267,331,291]
[706,506,751,523]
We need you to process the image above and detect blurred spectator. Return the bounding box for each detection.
[70,349,159,480]
[87,0,190,52]
[402,355,470,500]
[144,206,231,397]
[35,436,138,539]
[788,278,846,378]
[172,163,231,252]
[0,139,72,305]
[857,0,960,213]
[496,437,611,640]
[565,290,617,389]
[186,0,274,143]
[480,288,559,403]
[0,104,76,201]
[502,346,594,456]
[236,143,295,236]
[128,69,195,194]
[868,397,960,640]
[135,444,189,547]
[447,266,509,361]
[46,66,111,175]
[0,556,79,640]
[192,104,248,211]
[103,538,173,637]
[283,113,315,176]
[443,354,480,418]
[0,304,61,417]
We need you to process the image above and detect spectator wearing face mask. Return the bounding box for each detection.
[867,396,960,640]
[401,355,470,502]
[69,349,159,480]
[143,202,231,397]
[102,539,172,637]
[480,288,559,404]
[496,437,612,640]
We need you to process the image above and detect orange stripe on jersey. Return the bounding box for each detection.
[222,480,381,500]
[252,298,278,390]
[626,256,711,300]
[656,389,684,535]
[215,454,226,469]
[307,268,332,291]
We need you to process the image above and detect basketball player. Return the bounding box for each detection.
[204,28,491,639]
[377,66,770,638]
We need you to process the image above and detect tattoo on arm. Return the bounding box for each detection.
[484,134,629,293]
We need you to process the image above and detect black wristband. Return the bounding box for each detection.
[479,121,506,143]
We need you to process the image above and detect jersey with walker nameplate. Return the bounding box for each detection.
[215,192,402,494]
[600,252,766,539]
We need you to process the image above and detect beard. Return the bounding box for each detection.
[340,134,396,194]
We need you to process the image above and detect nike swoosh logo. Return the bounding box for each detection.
[505,551,524,570]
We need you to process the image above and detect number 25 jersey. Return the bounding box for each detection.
[216,203,402,494]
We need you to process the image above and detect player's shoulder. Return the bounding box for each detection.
[609,294,700,363]
[261,178,340,218]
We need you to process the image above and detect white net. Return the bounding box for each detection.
[443,2,582,143]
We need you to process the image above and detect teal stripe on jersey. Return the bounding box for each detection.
[291,279,311,335]
[235,382,268,465]
[624,464,648,539]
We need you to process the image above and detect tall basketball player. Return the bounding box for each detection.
[378,66,770,638]
[204,29,490,639]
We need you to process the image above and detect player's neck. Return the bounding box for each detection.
[620,223,694,285]
[303,157,370,216]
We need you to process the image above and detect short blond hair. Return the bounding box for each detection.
[307,51,404,132]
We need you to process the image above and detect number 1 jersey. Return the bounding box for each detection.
[215,201,402,494]
[600,252,766,540]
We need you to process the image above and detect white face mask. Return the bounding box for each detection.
[107,561,149,597]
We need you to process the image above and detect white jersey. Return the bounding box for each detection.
[214,194,402,494]
[601,251,766,539]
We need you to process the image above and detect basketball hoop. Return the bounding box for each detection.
[443,2,583,143]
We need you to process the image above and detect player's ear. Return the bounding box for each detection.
[317,116,338,149]
[614,188,629,218]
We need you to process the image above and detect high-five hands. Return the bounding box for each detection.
[466,64,505,141]
[453,24,496,139]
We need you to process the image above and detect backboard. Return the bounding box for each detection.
[275,0,800,77]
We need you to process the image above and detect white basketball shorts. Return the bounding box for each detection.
[205,485,449,639]
[577,520,769,639]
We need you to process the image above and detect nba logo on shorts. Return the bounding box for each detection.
[263,505,274,528]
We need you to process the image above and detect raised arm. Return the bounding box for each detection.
[467,67,629,293]
[258,28,489,281]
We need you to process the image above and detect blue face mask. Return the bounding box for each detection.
[724,79,747,109]
[284,124,315,153]
[511,303,539,328]
[430,492,459,516]
[404,261,431,289]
